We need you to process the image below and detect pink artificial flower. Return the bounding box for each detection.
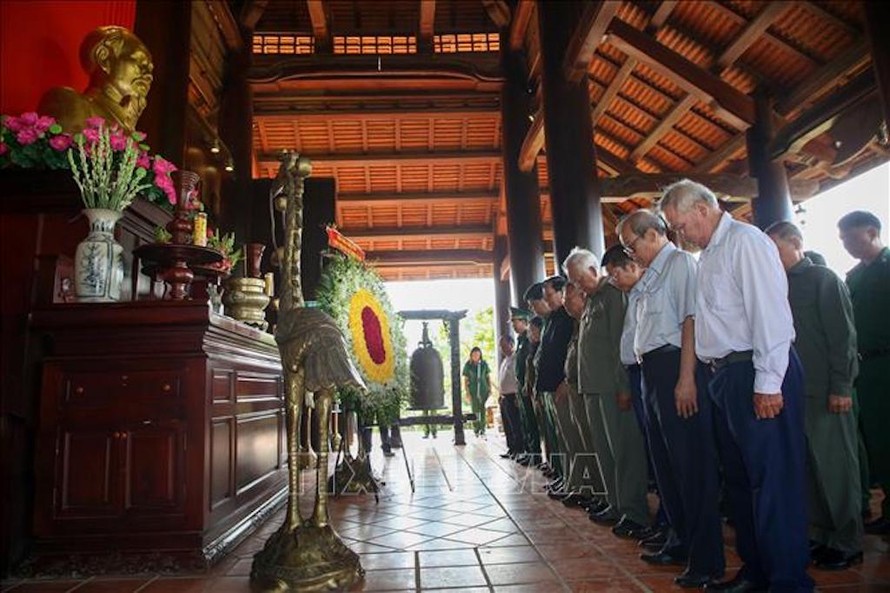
[0,142,7,155]
[49,134,73,151]
[82,128,100,144]
[136,152,151,169]
[84,116,105,129]
[164,187,177,205]
[34,116,55,133]
[132,130,147,142]
[109,130,128,151]
[19,112,39,126]
[152,155,176,176]
[3,116,23,132]
[16,128,39,145]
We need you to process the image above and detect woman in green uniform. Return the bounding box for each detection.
[463,347,491,437]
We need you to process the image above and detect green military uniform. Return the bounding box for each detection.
[463,358,491,437]
[515,329,541,455]
[847,246,890,517]
[525,339,549,464]
[578,281,649,525]
[563,322,603,496]
[787,257,862,553]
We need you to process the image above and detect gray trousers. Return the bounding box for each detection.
[806,393,863,553]
[583,391,650,525]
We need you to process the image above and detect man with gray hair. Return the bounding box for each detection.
[565,247,652,539]
[618,209,724,587]
[659,180,811,593]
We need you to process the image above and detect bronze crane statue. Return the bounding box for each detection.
[251,152,366,592]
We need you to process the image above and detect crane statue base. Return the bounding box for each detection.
[250,524,363,592]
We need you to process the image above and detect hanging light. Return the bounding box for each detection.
[210,139,221,154]
[224,158,234,172]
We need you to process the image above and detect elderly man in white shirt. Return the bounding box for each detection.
[659,180,812,593]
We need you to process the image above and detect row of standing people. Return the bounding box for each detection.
[497,179,889,593]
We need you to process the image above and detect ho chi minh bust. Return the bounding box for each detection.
[38,26,153,134]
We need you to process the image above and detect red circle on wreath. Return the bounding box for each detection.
[361,306,387,364]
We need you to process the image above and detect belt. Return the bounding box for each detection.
[641,344,680,360]
[708,350,753,372]
[859,347,890,362]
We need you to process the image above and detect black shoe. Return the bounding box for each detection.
[812,548,863,571]
[561,493,591,508]
[500,452,513,459]
[383,449,395,457]
[864,516,890,535]
[518,455,534,466]
[639,529,668,550]
[705,575,767,592]
[675,571,722,589]
[640,548,687,566]
[612,517,655,540]
[583,499,608,514]
[589,506,621,526]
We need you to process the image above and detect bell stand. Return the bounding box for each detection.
[397,309,471,446]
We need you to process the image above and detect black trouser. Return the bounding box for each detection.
[500,393,524,454]
[641,350,724,577]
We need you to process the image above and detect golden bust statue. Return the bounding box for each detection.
[38,26,153,134]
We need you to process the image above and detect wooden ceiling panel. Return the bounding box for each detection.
[594,131,632,161]
[633,62,685,102]
[607,99,657,139]
[589,54,619,88]
[648,144,693,172]
[434,0,498,33]
[718,66,757,95]
[327,0,419,34]
[669,0,741,49]
[655,27,715,70]
[329,120,365,151]
[595,41,627,66]
[659,129,709,166]
[740,38,816,93]
[367,165,399,192]
[621,76,674,118]
[365,120,397,150]
[771,3,857,64]
[599,114,644,149]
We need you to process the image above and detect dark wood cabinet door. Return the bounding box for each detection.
[121,421,186,516]
[55,429,120,520]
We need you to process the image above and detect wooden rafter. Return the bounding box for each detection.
[518,109,545,172]
[563,1,622,83]
[346,225,493,241]
[510,0,535,51]
[692,134,747,173]
[801,1,860,38]
[239,0,268,30]
[257,150,502,166]
[597,173,819,201]
[254,106,499,120]
[715,2,790,71]
[591,57,638,125]
[207,0,243,52]
[367,250,494,264]
[605,19,755,130]
[338,191,498,206]
[629,95,697,163]
[306,0,329,48]
[648,1,678,31]
[776,38,869,116]
[420,0,436,49]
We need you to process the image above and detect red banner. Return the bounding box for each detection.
[326,226,365,261]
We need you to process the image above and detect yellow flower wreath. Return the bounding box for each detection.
[347,288,395,383]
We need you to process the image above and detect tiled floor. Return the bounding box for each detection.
[3,430,889,592]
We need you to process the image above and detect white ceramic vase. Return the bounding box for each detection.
[74,208,124,302]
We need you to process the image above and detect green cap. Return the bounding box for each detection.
[510,306,531,320]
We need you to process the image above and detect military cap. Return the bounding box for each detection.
[510,306,531,320]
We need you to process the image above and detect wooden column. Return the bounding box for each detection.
[537,0,605,266]
[865,1,890,128]
[134,0,191,168]
[501,38,546,305]
[219,27,254,245]
[493,237,512,367]
[747,87,793,229]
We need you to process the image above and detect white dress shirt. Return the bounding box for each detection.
[621,284,643,366]
[498,353,519,394]
[696,212,795,393]
[635,242,698,357]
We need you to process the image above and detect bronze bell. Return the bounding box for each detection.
[409,322,445,410]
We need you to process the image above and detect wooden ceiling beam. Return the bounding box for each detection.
[591,57,638,125]
[801,2,860,38]
[648,1,678,31]
[367,250,494,265]
[239,0,269,30]
[563,0,622,83]
[510,0,535,51]
[346,225,493,241]
[605,19,755,130]
[207,0,244,52]
[519,108,545,172]
[306,0,329,48]
[715,2,790,71]
[338,190,499,206]
[629,95,697,163]
[776,38,869,116]
[257,150,502,166]
[420,0,436,49]
[254,106,499,119]
[692,134,747,173]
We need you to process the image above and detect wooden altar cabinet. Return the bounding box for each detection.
[30,301,287,568]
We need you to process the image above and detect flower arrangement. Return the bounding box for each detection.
[207,229,243,274]
[317,253,408,425]
[0,112,177,212]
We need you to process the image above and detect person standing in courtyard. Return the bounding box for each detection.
[463,346,491,438]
